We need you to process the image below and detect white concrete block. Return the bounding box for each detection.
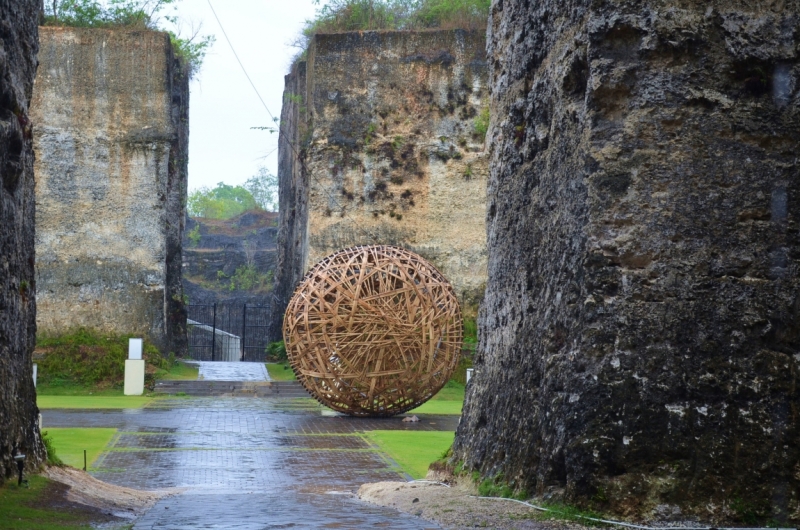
[124,359,145,395]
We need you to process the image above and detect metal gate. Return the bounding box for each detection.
[186,304,272,362]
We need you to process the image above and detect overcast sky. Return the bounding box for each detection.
[166,0,318,191]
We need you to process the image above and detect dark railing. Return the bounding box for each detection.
[186,304,272,362]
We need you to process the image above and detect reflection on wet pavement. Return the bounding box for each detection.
[42,397,454,529]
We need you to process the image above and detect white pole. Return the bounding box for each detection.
[124,338,145,395]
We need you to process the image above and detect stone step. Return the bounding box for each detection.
[154,380,309,398]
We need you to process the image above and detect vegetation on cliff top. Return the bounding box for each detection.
[188,168,278,220]
[295,0,489,55]
[305,0,489,35]
[42,0,214,78]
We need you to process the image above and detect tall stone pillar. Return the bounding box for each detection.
[0,0,44,480]
[454,0,799,522]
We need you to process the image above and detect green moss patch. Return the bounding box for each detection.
[365,430,454,479]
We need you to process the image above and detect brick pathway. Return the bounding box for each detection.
[42,397,454,528]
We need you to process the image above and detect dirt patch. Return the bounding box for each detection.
[44,466,179,518]
[358,478,590,530]
[32,478,123,525]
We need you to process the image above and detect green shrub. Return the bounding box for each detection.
[304,0,489,36]
[413,0,491,29]
[298,0,490,54]
[36,328,169,389]
[41,431,64,467]
[473,104,489,140]
[477,473,526,500]
[266,340,287,362]
[228,266,272,292]
[187,224,201,247]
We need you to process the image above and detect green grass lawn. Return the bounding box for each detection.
[266,362,297,381]
[0,475,98,529]
[155,360,199,380]
[38,395,153,409]
[409,380,465,415]
[34,383,126,396]
[44,428,117,469]
[365,430,454,479]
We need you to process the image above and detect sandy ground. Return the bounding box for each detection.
[359,477,591,530]
[44,466,179,519]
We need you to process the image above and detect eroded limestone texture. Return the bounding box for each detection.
[31,27,189,353]
[454,0,799,522]
[0,0,44,481]
[270,30,489,341]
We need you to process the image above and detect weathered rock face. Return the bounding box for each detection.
[0,0,45,481]
[31,27,189,354]
[454,0,800,523]
[270,30,489,341]
[182,211,278,306]
[269,60,309,343]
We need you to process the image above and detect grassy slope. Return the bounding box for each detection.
[44,428,117,469]
[0,475,93,529]
[365,430,455,479]
[266,363,297,381]
[36,360,196,408]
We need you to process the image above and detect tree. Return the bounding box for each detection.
[244,167,279,212]
[187,182,257,219]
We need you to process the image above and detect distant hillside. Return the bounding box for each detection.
[182,210,278,306]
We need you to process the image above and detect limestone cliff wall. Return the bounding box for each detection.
[454,0,800,523]
[0,0,45,481]
[31,27,189,354]
[269,60,309,343]
[270,29,489,340]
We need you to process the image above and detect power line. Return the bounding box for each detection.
[205,0,381,243]
[206,0,276,124]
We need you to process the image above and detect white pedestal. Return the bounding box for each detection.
[124,359,145,396]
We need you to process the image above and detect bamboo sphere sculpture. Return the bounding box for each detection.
[283,245,463,417]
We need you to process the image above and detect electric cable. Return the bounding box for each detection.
[205,0,383,243]
[467,496,796,530]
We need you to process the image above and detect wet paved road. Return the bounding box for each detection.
[42,397,455,529]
